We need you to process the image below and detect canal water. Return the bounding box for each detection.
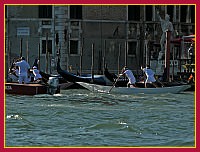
[5,89,195,147]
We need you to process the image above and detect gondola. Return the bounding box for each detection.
[57,58,111,85]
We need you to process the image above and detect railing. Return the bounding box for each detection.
[157,60,179,67]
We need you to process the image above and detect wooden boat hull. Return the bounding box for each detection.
[6,83,49,95]
[77,82,191,94]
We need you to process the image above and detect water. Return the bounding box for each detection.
[5,89,195,147]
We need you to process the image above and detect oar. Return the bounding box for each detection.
[156,77,165,87]
[108,75,121,93]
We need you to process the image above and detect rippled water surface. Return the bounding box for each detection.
[5,89,195,147]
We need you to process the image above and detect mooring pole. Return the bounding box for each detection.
[38,43,40,70]
[91,43,94,83]
[45,33,48,74]
[26,40,29,63]
[125,41,127,66]
[165,30,171,82]
[20,38,23,57]
[118,44,121,75]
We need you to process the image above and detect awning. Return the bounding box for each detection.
[171,35,195,44]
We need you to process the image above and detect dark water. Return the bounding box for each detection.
[5,89,195,147]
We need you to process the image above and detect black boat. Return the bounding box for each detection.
[57,58,110,85]
[33,59,81,89]
[104,68,146,88]
[104,67,128,87]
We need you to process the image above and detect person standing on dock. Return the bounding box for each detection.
[15,56,30,84]
[141,65,157,88]
[120,66,136,88]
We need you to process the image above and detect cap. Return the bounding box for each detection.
[33,66,37,69]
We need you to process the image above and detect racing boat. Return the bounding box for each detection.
[77,82,191,94]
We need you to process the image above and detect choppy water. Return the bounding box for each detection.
[5,89,195,147]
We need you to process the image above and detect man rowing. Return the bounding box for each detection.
[119,66,136,88]
[141,65,157,88]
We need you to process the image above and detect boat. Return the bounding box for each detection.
[104,67,194,89]
[39,71,66,84]
[77,82,191,94]
[57,58,111,85]
[5,77,60,95]
[5,83,49,95]
[104,67,128,87]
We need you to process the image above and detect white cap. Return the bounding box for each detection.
[33,66,37,69]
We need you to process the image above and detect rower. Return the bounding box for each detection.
[120,66,136,88]
[141,65,157,88]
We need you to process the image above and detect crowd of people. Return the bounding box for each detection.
[8,57,43,84]
[8,56,193,88]
[7,56,163,88]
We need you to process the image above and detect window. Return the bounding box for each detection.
[128,41,137,55]
[39,5,52,18]
[5,5,7,18]
[180,5,187,22]
[167,5,174,22]
[42,40,52,54]
[70,5,82,19]
[70,40,78,54]
[191,5,195,23]
[128,5,140,21]
[145,5,153,21]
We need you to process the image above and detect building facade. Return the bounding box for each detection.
[5,5,195,77]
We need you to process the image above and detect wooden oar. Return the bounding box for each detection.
[155,77,165,87]
[108,75,121,93]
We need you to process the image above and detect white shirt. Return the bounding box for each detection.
[142,68,156,83]
[123,70,136,84]
[15,60,30,76]
[33,69,42,80]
